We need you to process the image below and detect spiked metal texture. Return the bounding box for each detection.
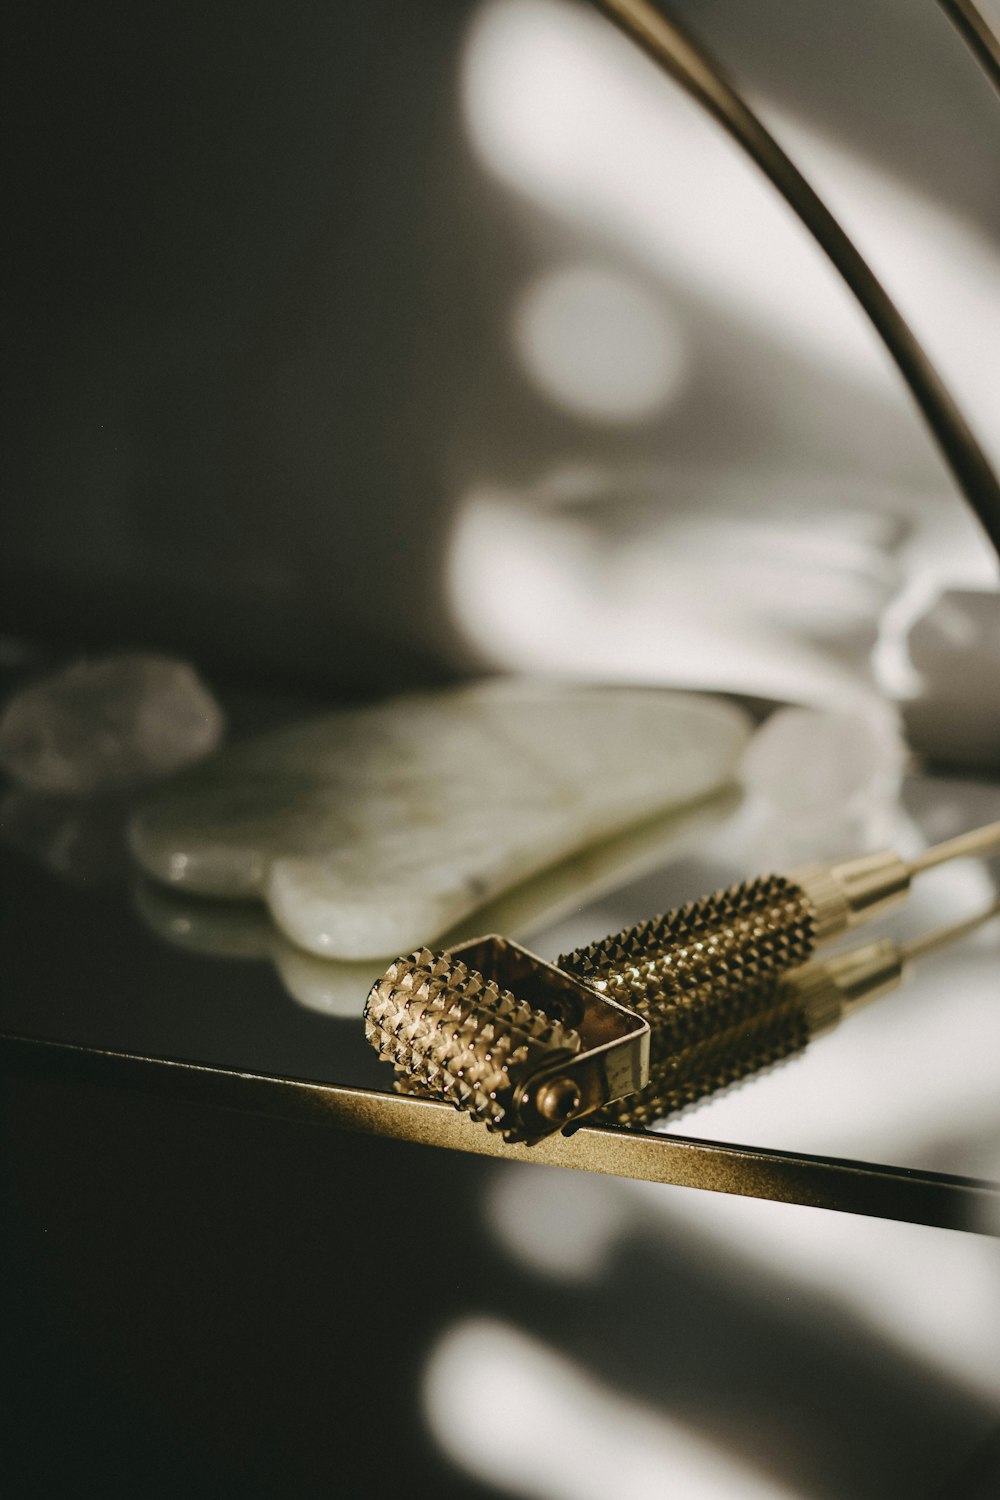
[560,874,816,1014]
[558,874,817,1126]
[364,947,582,1137]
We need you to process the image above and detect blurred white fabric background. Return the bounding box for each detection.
[445,0,1000,748]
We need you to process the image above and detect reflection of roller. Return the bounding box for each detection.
[365,823,1000,1143]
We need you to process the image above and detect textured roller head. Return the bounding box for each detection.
[365,945,583,1138]
[560,874,815,1022]
[558,874,817,1127]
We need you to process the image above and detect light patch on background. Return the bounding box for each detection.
[512,263,686,421]
[445,479,903,707]
[485,1165,1000,1410]
[738,703,907,866]
[462,0,1000,450]
[424,1318,802,1500]
[484,1163,623,1280]
[628,1184,1000,1408]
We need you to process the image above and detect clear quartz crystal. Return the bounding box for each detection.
[0,654,225,794]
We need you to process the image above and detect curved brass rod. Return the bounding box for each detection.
[591,0,1000,561]
[938,0,1000,95]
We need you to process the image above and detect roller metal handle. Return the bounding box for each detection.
[559,864,912,1127]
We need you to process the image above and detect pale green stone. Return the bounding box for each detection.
[134,784,739,1016]
[130,681,750,961]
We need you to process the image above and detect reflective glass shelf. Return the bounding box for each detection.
[2,702,998,1236]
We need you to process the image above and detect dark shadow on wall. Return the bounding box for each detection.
[2,1,495,693]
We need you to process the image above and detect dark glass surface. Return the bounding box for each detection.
[2,702,999,1186]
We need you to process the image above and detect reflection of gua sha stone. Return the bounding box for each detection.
[133,784,740,1019]
[130,682,750,961]
[133,880,379,1018]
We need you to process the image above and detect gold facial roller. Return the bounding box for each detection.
[364,821,1000,1143]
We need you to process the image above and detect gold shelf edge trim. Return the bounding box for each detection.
[2,1032,997,1236]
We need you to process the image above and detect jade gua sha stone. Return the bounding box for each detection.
[129,681,750,961]
[133,785,739,1017]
